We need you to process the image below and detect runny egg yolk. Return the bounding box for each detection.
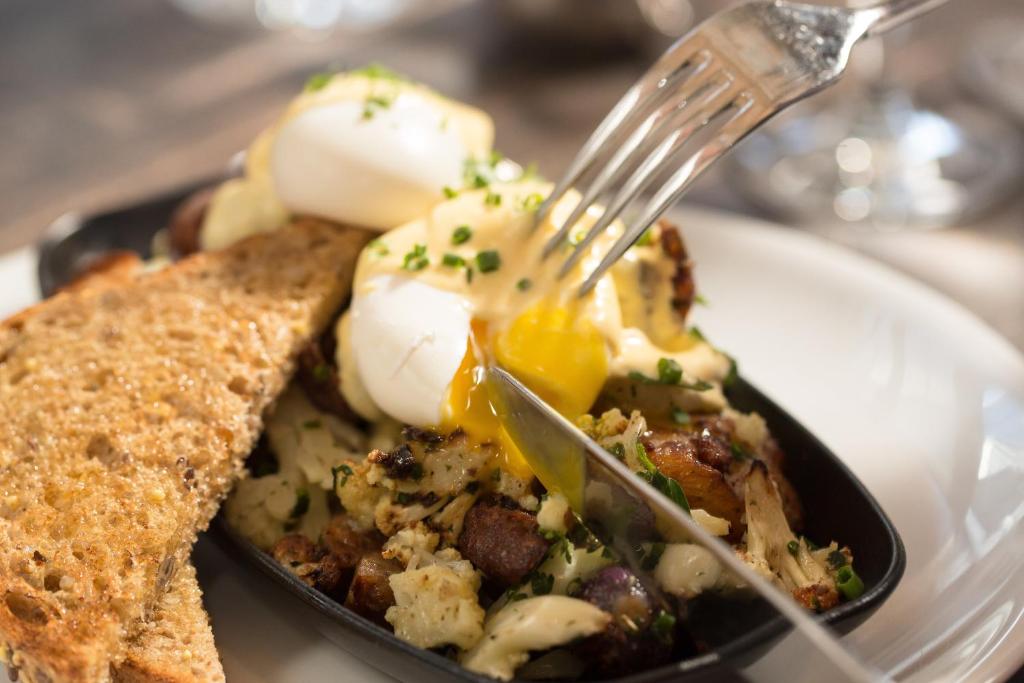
[441,303,609,480]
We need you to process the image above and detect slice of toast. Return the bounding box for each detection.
[112,561,224,683]
[0,218,371,682]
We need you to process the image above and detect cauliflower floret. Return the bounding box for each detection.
[743,464,839,611]
[691,508,731,537]
[653,543,746,599]
[225,475,329,549]
[461,596,610,680]
[430,491,479,546]
[382,522,440,567]
[386,554,485,650]
[536,492,570,535]
[335,460,385,531]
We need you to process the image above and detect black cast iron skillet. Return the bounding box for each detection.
[37,181,906,683]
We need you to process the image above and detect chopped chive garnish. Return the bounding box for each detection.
[350,63,406,81]
[516,278,532,291]
[787,540,800,557]
[305,72,333,91]
[442,186,459,199]
[475,250,501,273]
[694,293,709,306]
[451,225,473,245]
[723,354,739,388]
[688,326,707,342]
[489,150,504,167]
[442,253,465,268]
[290,488,310,518]
[836,565,865,600]
[484,191,502,207]
[465,266,474,284]
[672,408,690,425]
[530,572,554,596]
[367,239,389,257]
[401,244,429,271]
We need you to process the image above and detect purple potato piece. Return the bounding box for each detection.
[572,566,675,676]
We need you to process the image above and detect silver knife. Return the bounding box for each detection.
[486,366,885,683]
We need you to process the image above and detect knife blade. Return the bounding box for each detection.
[486,366,884,683]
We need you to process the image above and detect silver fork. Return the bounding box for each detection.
[536,0,951,295]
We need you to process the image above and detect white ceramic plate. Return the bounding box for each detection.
[3,206,1022,682]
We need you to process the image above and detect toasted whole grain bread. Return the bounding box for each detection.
[112,561,224,683]
[0,218,372,682]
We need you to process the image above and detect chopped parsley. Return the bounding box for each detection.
[636,443,690,514]
[694,293,709,306]
[362,93,394,120]
[451,225,473,245]
[442,253,466,268]
[332,463,354,489]
[367,239,389,257]
[688,326,707,342]
[350,63,406,81]
[395,491,414,505]
[465,266,474,284]
[516,278,532,292]
[401,243,429,271]
[442,186,459,199]
[312,363,331,382]
[475,250,501,273]
[635,228,655,247]
[606,443,626,460]
[519,192,544,212]
[672,408,690,425]
[463,157,495,189]
[484,191,502,207]
[302,419,322,430]
[530,572,554,596]
[304,72,333,92]
[628,357,712,391]
[730,441,753,461]
[723,354,739,388]
[651,610,676,644]
[787,540,800,557]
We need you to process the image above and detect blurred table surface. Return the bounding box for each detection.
[1,0,1022,350]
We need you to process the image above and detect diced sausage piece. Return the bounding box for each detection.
[295,340,361,422]
[345,552,403,627]
[166,186,215,257]
[322,515,382,568]
[271,533,320,568]
[457,501,551,588]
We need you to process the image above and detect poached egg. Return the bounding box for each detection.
[200,67,493,248]
[338,180,731,476]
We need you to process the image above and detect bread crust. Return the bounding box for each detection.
[0,218,371,682]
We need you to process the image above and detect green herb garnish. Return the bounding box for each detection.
[827,549,848,569]
[484,191,502,207]
[475,250,501,273]
[530,573,554,596]
[657,357,683,385]
[519,193,544,212]
[367,239,389,257]
[641,542,666,571]
[730,442,753,461]
[395,491,414,505]
[694,293,709,306]
[516,278,532,292]
[303,419,322,430]
[362,93,394,120]
[836,565,865,600]
[332,463,354,489]
[350,63,406,81]
[688,326,707,342]
[312,363,331,382]
[451,225,473,245]
[442,253,465,268]
[787,540,800,557]
[651,610,676,644]
[442,186,459,199]
[672,408,690,425]
[401,243,429,271]
[635,229,655,247]
[304,72,332,91]
[636,443,690,514]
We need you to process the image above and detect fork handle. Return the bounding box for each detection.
[864,0,952,37]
